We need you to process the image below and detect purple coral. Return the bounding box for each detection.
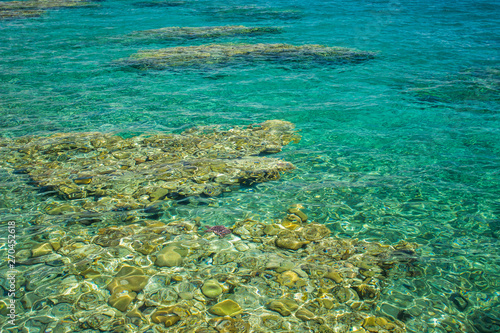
[204,225,231,238]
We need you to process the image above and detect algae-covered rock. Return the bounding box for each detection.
[127,25,283,41]
[0,121,299,212]
[108,290,137,312]
[0,0,98,21]
[298,223,331,241]
[106,265,149,312]
[151,308,181,327]
[275,230,309,250]
[201,279,223,298]
[155,245,185,267]
[0,9,44,19]
[267,299,299,316]
[295,308,316,322]
[362,316,402,332]
[324,269,343,283]
[118,43,375,69]
[31,243,53,257]
[0,0,97,10]
[208,299,243,317]
[277,270,305,288]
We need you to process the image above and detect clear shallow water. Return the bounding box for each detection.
[0,0,499,332]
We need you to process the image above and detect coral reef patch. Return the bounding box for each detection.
[117,43,375,69]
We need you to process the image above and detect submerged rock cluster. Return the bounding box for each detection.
[6,204,414,332]
[118,43,375,69]
[0,0,97,20]
[125,25,283,41]
[0,120,300,213]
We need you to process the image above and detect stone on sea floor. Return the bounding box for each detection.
[31,243,53,257]
[267,299,299,316]
[117,43,375,69]
[151,307,181,327]
[298,223,331,241]
[106,265,149,312]
[275,230,310,250]
[201,279,223,298]
[288,207,307,222]
[324,269,343,283]
[362,316,398,332]
[277,270,306,288]
[208,300,243,317]
[108,290,137,312]
[295,308,316,322]
[155,245,185,267]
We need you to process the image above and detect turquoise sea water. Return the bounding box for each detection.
[0,0,499,332]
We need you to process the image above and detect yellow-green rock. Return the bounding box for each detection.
[208,299,243,317]
[275,231,309,250]
[155,245,184,267]
[295,308,315,321]
[106,265,149,312]
[201,279,223,298]
[151,308,181,327]
[288,207,307,222]
[298,223,331,241]
[31,243,53,257]
[74,176,93,184]
[108,290,136,312]
[0,300,9,316]
[324,269,343,283]
[267,299,299,316]
[264,224,281,236]
[45,203,82,215]
[277,270,301,287]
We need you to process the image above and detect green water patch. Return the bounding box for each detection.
[132,0,186,8]
[117,43,375,70]
[200,5,304,22]
[407,67,500,113]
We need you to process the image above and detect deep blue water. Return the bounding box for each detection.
[0,0,499,332]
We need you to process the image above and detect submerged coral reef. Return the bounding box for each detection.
[126,25,283,41]
[0,0,97,20]
[117,43,376,69]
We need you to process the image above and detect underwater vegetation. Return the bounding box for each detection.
[125,25,283,42]
[0,0,98,20]
[118,43,375,70]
